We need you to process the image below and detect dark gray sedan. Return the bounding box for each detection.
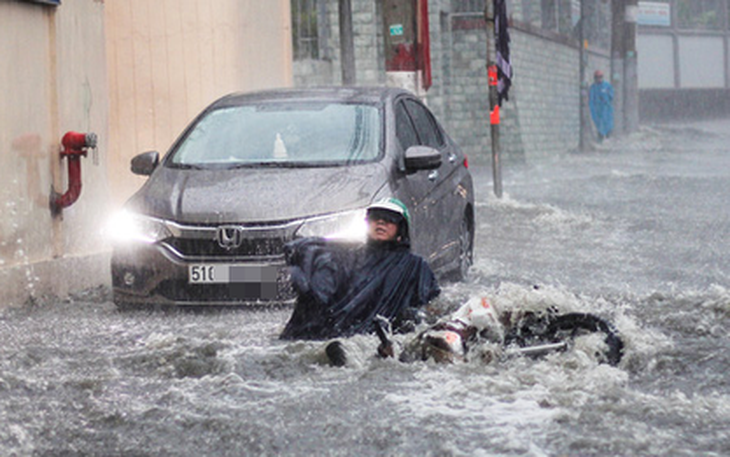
[110,87,474,308]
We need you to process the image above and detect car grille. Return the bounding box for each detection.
[166,237,286,258]
[114,220,303,305]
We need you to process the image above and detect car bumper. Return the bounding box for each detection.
[111,241,296,308]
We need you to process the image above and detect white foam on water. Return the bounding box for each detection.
[383,368,559,455]
[0,424,35,457]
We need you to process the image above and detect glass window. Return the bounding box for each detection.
[576,0,611,50]
[536,0,580,36]
[291,0,320,59]
[507,0,543,28]
[403,99,444,148]
[395,102,419,151]
[677,0,724,30]
[453,0,486,14]
[454,0,608,48]
[170,103,382,167]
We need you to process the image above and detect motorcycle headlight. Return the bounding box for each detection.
[296,209,367,242]
[107,210,173,244]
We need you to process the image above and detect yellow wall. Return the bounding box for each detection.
[106,0,293,203]
[0,0,293,308]
[0,1,110,307]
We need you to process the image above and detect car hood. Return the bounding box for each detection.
[127,163,390,223]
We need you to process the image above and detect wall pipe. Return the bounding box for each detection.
[50,131,97,215]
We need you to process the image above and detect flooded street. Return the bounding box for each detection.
[2,120,730,456]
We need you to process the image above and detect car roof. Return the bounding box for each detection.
[211,86,415,108]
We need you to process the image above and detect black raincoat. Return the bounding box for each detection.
[280,237,440,340]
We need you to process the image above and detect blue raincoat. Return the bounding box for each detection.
[589,81,614,138]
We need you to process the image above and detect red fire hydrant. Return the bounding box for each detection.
[51,131,97,214]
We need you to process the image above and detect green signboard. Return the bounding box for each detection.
[389,24,404,36]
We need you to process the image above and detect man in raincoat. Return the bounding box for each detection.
[589,69,614,142]
[280,198,440,343]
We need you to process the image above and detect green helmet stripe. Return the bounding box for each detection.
[387,198,410,225]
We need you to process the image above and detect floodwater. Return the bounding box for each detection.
[2,120,730,456]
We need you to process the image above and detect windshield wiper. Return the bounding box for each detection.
[170,163,205,170]
[228,161,341,169]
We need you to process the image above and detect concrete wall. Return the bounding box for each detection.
[0,0,293,308]
[106,0,293,204]
[0,0,110,308]
[428,19,610,163]
[435,19,610,162]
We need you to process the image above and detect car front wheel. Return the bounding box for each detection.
[455,214,473,281]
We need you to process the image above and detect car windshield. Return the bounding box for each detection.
[168,102,382,167]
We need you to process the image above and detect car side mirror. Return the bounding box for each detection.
[404,146,442,171]
[131,151,160,176]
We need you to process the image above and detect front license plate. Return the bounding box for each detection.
[189,264,279,300]
[189,264,277,284]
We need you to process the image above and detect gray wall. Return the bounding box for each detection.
[637,27,730,121]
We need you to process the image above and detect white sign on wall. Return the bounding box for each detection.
[638,2,671,27]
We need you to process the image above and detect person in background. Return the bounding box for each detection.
[589,69,614,142]
[280,198,440,365]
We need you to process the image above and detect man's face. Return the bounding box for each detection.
[366,211,400,242]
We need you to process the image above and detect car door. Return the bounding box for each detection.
[393,96,458,267]
[400,98,465,269]
[392,97,435,258]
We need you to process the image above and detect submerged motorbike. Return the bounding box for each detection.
[372,297,624,367]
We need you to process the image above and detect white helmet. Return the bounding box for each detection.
[366,198,410,226]
[366,198,411,241]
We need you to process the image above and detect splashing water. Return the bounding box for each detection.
[2,121,730,455]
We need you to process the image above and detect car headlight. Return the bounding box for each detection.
[107,210,173,244]
[295,209,367,242]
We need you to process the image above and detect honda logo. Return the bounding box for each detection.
[216,225,244,250]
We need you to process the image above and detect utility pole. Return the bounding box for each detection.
[339,0,356,85]
[484,1,502,198]
[623,0,639,133]
[611,0,625,134]
[578,0,591,151]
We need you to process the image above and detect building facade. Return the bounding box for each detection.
[291,0,612,163]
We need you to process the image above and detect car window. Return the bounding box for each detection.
[403,99,444,149]
[168,102,382,167]
[395,101,419,151]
